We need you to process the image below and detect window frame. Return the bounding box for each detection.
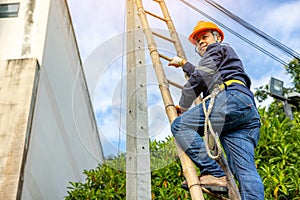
[0,3,20,18]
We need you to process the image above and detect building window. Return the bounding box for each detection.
[0,3,20,18]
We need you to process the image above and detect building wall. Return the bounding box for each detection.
[0,0,49,60]
[0,59,40,200]
[0,0,104,199]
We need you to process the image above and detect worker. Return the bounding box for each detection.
[168,21,264,199]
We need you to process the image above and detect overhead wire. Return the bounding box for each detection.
[202,0,300,62]
[117,0,127,156]
[179,0,294,66]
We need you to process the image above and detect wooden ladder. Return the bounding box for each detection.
[134,0,241,199]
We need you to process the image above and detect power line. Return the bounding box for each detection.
[179,0,293,66]
[117,0,127,156]
[202,0,300,61]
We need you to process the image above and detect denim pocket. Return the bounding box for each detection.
[214,90,255,129]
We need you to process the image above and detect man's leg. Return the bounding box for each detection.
[221,127,264,200]
[215,89,264,199]
[171,104,225,177]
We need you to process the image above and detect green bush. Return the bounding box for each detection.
[65,137,190,200]
[65,111,300,200]
[65,155,126,200]
[256,109,300,200]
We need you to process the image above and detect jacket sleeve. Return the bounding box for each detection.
[178,44,223,109]
[179,64,205,109]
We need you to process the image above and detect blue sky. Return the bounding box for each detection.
[67,0,300,157]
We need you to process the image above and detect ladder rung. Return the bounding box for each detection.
[145,10,167,22]
[152,31,175,43]
[167,79,183,89]
[158,53,171,61]
[201,187,230,200]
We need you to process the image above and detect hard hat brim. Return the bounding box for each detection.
[188,27,224,45]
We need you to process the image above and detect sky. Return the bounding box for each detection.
[67,0,300,157]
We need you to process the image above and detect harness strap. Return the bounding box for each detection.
[219,79,245,90]
[202,79,246,160]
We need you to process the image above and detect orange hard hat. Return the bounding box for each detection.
[188,21,224,45]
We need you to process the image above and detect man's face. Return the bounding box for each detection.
[195,31,220,57]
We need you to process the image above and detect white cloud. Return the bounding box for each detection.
[262,1,300,34]
[67,0,126,60]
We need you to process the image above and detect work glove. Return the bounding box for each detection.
[168,56,186,67]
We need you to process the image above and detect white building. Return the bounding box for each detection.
[0,0,104,199]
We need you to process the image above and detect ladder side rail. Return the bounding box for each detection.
[138,1,239,199]
[218,154,241,199]
[135,1,204,200]
[154,0,198,98]
[156,0,186,59]
[135,3,175,120]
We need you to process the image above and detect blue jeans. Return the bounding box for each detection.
[171,89,264,200]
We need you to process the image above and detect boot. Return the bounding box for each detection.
[199,175,228,193]
[181,175,228,193]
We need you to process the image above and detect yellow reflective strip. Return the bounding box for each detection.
[195,66,215,74]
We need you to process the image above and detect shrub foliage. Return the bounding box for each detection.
[65,110,300,199]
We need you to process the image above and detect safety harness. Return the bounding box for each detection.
[202,79,245,160]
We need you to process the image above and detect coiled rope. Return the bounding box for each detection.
[202,86,222,160]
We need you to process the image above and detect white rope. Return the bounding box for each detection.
[202,86,223,160]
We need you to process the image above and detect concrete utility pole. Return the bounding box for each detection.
[126,0,151,199]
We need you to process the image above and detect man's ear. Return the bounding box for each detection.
[217,35,222,42]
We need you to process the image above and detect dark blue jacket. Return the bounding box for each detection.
[179,42,252,109]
